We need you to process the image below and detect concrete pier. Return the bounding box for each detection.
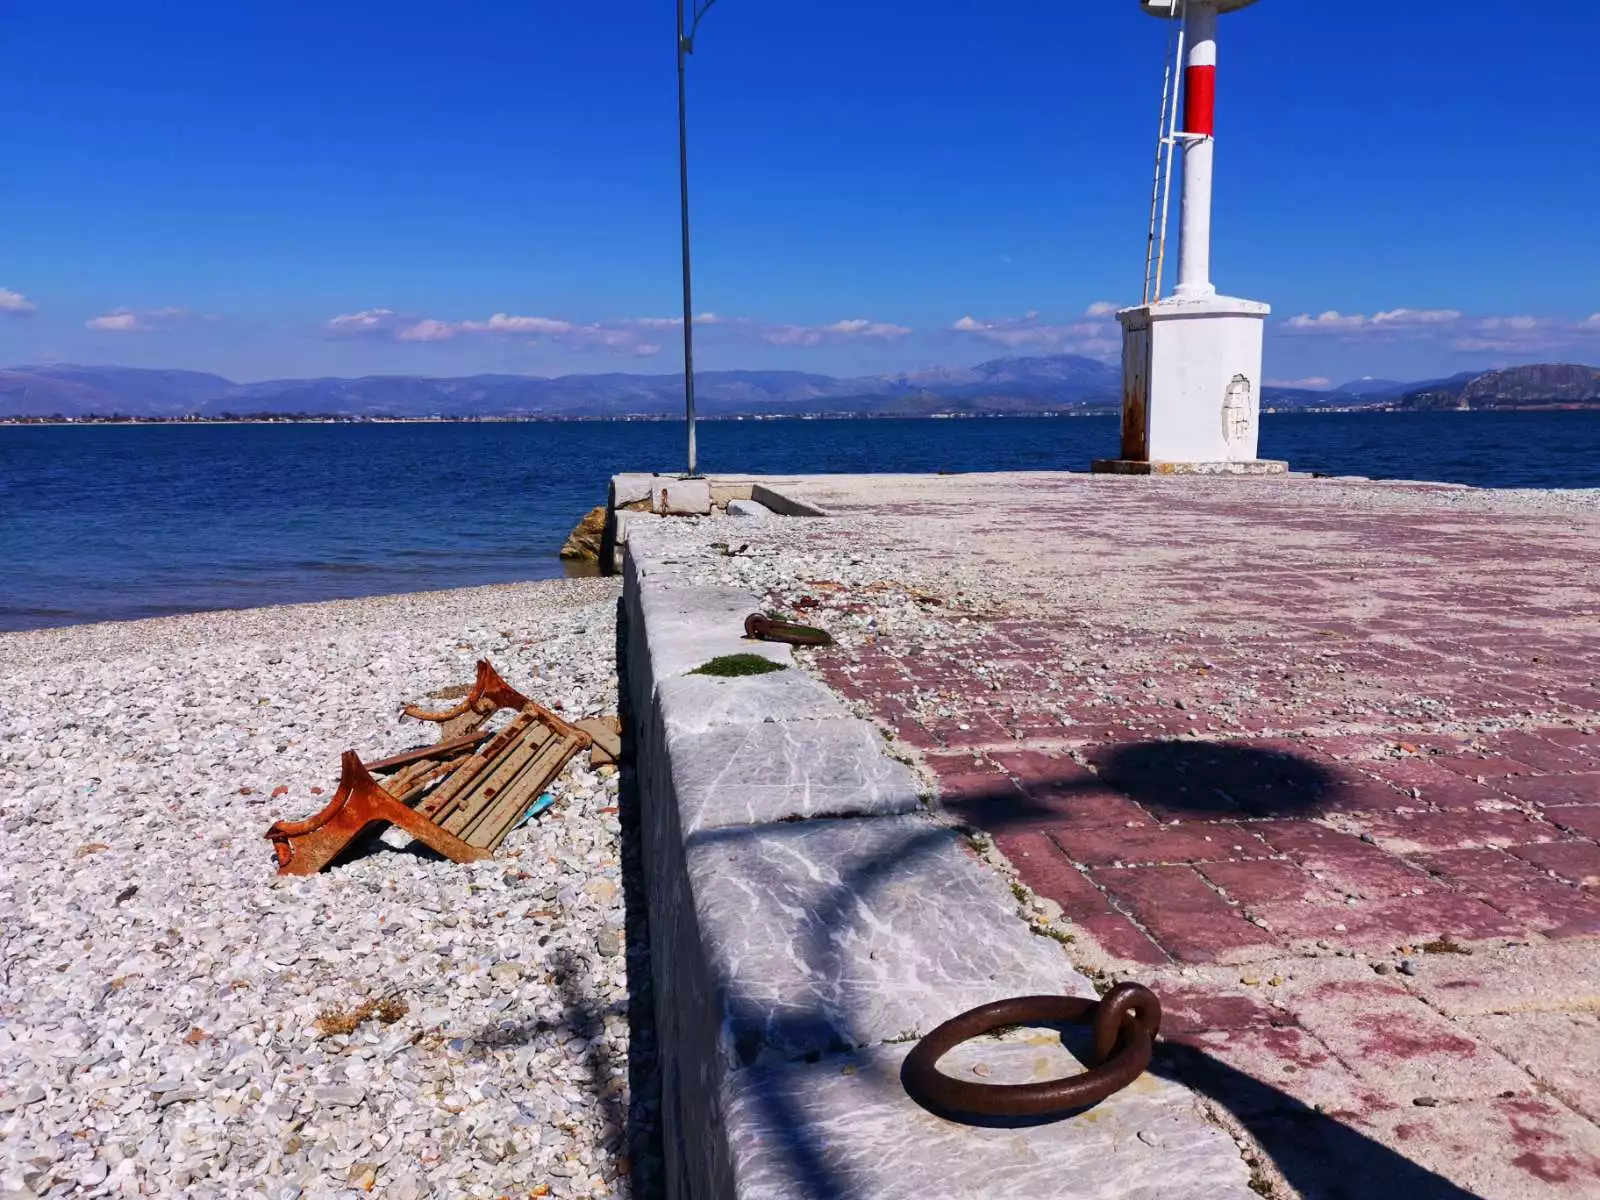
[620,470,1600,1198]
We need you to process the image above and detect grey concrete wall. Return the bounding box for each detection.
[622,528,1257,1200]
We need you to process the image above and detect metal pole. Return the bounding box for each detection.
[676,0,699,478]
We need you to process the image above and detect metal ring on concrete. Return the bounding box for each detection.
[744,613,834,647]
[902,983,1163,1119]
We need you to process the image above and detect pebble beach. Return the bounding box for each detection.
[0,578,659,1200]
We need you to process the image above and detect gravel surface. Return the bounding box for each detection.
[0,579,661,1200]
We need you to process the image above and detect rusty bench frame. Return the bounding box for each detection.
[265,661,591,876]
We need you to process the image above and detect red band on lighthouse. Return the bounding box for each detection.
[1184,65,1216,137]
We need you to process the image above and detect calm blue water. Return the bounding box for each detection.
[1,411,1596,631]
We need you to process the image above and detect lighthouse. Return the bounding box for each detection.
[1095,0,1287,475]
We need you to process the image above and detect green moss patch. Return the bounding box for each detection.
[689,654,787,678]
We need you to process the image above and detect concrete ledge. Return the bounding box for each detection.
[750,482,830,517]
[623,524,1258,1199]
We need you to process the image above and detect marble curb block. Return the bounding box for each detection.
[635,582,794,681]
[669,719,920,834]
[621,537,1257,1199]
[726,1038,1253,1200]
[657,477,714,515]
[687,815,1094,1067]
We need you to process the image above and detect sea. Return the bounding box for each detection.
[2,410,1596,632]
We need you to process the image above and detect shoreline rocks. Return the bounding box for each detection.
[560,506,608,563]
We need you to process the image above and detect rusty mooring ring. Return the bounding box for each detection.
[901,982,1162,1119]
[744,613,834,647]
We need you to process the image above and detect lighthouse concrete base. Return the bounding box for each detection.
[1094,292,1281,473]
[1089,457,1288,475]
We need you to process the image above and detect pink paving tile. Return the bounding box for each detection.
[1508,839,1600,888]
[1254,821,1438,899]
[1358,1096,1600,1197]
[1160,1024,1384,1120]
[921,713,1015,748]
[1409,846,1544,883]
[1537,728,1600,761]
[994,832,1170,963]
[986,749,1100,790]
[1049,822,1267,868]
[1551,806,1600,840]
[1287,978,1530,1102]
[1084,737,1341,821]
[1404,850,1600,936]
[1481,731,1600,774]
[1249,891,1523,951]
[1197,859,1346,907]
[1477,877,1600,939]
[930,752,1157,832]
[1095,865,1274,964]
[885,717,940,750]
[994,830,1111,920]
[1431,750,1543,781]
[1154,985,1287,1037]
[1072,912,1170,965]
[1493,773,1600,808]
[1354,809,1561,853]
[1356,759,1505,809]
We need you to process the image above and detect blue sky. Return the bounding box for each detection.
[2,0,1597,386]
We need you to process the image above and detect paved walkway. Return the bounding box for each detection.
[741,473,1600,1198]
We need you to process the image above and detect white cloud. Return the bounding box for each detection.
[87,311,141,332]
[395,318,457,342]
[0,288,36,315]
[1477,315,1540,331]
[822,318,912,339]
[1283,308,1463,335]
[949,309,1117,357]
[328,309,668,356]
[326,307,907,356]
[629,313,723,329]
[757,318,912,347]
[85,306,193,333]
[1266,376,1333,389]
[324,309,402,336]
[1278,307,1600,355]
[1084,301,1119,317]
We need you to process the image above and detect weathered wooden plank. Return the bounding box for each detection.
[413,710,539,821]
[440,725,555,837]
[456,733,580,850]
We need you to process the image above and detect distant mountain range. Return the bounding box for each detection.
[1,358,1596,420]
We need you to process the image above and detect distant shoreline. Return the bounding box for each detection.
[8,406,1600,427]
[16,407,1589,428]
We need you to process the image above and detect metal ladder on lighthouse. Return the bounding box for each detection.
[1141,1,1189,306]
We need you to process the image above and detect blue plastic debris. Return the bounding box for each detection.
[516,793,556,829]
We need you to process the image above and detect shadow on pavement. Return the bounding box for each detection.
[1157,1043,1480,1199]
[1091,739,1339,819]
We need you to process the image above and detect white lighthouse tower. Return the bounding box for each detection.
[1094,0,1287,475]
